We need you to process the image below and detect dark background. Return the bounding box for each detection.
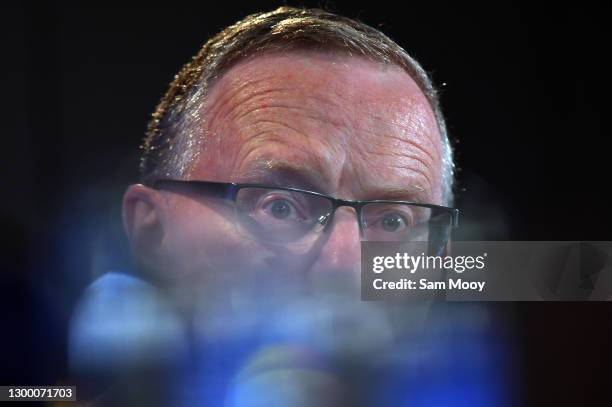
[1,1,609,405]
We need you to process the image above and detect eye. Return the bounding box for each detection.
[258,194,307,222]
[380,212,408,232]
[267,199,294,220]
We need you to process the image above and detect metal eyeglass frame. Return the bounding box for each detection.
[147,179,459,250]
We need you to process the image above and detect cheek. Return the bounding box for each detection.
[161,199,312,278]
[160,198,331,293]
[163,200,258,278]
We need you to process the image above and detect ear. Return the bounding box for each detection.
[122,184,166,271]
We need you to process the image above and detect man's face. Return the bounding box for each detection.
[128,51,443,297]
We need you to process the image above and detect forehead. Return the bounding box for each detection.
[195,51,443,202]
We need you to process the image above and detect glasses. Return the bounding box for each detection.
[149,179,459,248]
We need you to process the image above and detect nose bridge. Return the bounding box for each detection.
[309,204,361,274]
[332,199,363,235]
[333,204,358,220]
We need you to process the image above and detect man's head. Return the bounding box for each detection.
[123,7,454,291]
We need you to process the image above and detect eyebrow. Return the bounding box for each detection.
[237,158,329,192]
[362,185,430,204]
[238,158,431,203]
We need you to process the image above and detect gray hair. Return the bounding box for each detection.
[140,6,455,204]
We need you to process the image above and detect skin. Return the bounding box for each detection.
[123,51,443,309]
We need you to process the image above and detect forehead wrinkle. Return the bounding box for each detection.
[347,149,436,201]
[200,89,317,172]
[204,60,294,108]
[227,91,351,174]
[355,113,442,165]
[348,126,440,190]
[230,87,352,131]
[204,85,293,135]
[335,153,432,202]
[238,118,321,144]
[204,60,354,133]
[229,108,439,201]
[202,69,275,119]
[358,129,438,166]
[346,136,437,201]
[205,89,354,164]
[359,148,436,186]
[389,99,441,145]
[234,125,337,165]
[235,155,334,191]
[195,53,443,201]
[233,104,348,134]
[376,131,440,171]
[362,138,437,177]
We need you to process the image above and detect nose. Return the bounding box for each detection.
[308,206,361,275]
